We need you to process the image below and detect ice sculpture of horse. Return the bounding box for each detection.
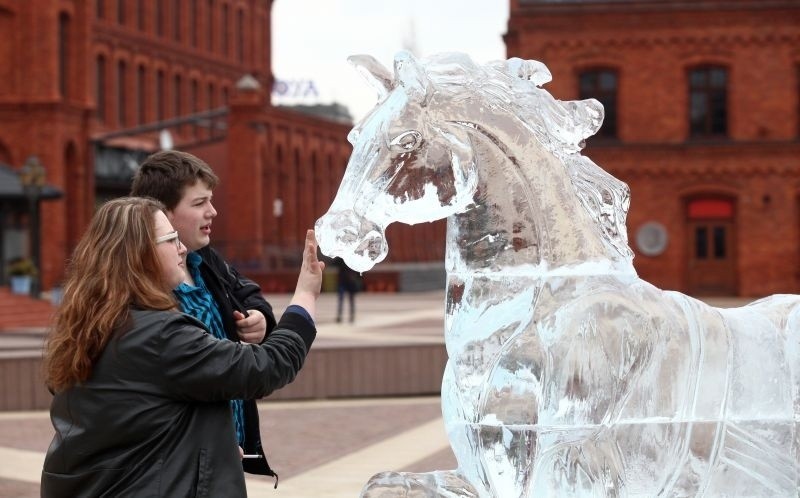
[314,51,800,497]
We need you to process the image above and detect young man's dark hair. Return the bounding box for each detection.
[131,150,219,210]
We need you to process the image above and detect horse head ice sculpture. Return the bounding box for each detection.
[315,51,800,497]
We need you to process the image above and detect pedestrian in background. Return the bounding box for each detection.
[333,257,361,323]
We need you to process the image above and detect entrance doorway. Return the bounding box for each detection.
[686,198,737,295]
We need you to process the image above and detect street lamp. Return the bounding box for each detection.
[19,156,46,297]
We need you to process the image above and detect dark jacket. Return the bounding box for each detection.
[41,308,315,498]
[195,245,279,477]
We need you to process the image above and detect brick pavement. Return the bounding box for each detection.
[0,290,757,497]
[0,290,452,497]
[0,396,456,498]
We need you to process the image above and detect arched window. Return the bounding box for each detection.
[117,60,127,126]
[0,140,12,165]
[172,0,181,41]
[207,82,215,110]
[173,73,182,119]
[191,79,199,136]
[156,69,165,121]
[236,8,244,63]
[689,65,728,138]
[136,0,145,30]
[191,79,199,112]
[136,65,146,124]
[578,68,617,139]
[64,141,82,247]
[155,0,164,36]
[206,0,214,52]
[189,0,198,47]
[96,55,106,122]
[58,12,70,99]
[222,3,229,55]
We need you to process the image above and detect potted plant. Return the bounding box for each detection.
[7,258,37,296]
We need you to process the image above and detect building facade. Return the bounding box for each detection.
[506,0,800,296]
[0,0,445,293]
[4,0,797,297]
[0,0,277,288]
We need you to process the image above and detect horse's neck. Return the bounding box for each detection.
[447,127,634,276]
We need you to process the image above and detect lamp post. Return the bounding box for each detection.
[19,156,45,297]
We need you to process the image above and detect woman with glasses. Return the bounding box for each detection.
[40,197,324,497]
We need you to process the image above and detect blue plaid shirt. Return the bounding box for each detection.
[174,251,246,446]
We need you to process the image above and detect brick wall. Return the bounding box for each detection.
[506,0,800,296]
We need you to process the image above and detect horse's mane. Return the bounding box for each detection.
[416,53,634,259]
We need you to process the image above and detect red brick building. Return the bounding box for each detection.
[0,0,354,291]
[3,0,798,297]
[506,0,800,296]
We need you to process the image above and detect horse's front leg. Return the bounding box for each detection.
[358,362,483,498]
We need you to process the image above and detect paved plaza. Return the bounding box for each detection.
[0,290,754,497]
[0,290,453,497]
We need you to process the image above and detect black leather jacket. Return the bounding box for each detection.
[41,309,315,498]
[195,246,279,478]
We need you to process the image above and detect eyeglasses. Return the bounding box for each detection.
[155,231,182,249]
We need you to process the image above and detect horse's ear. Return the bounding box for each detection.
[348,55,393,100]
[393,51,432,104]
[569,98,605,138]
[506,58,552,87]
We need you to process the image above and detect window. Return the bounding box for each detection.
[689,66,728,138]
[136,0,145,30]
[117,0,125,25]
[173,74,182,118]
[117,60,127,126]
[190,0,197,47]
[236,8,244,63]
[172,0,181,41]
[59,13,70,99]
[191,79,199,113]
[155,0,164,36]
[578,68,617,139]
[191,79,199,136]
[156,70,165,121]
[96,56,106,122]
[96,0,105,19]
[206,0,214,52]
[136,65,146,124]
[207,82,215,110]
[222,3,229,55]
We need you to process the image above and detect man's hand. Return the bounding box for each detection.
[234,309,267,343]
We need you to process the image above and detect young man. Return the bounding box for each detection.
[131,150,302,482]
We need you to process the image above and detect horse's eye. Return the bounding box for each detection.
[389,130,422,152]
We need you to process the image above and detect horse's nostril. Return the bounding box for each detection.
[356,230,385,259]
[315,209,388,272]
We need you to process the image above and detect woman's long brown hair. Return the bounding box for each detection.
[44,197,177,391]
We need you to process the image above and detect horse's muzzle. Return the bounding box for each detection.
[315,209,388,273]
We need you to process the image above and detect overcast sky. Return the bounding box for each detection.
[271,0,509,121]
